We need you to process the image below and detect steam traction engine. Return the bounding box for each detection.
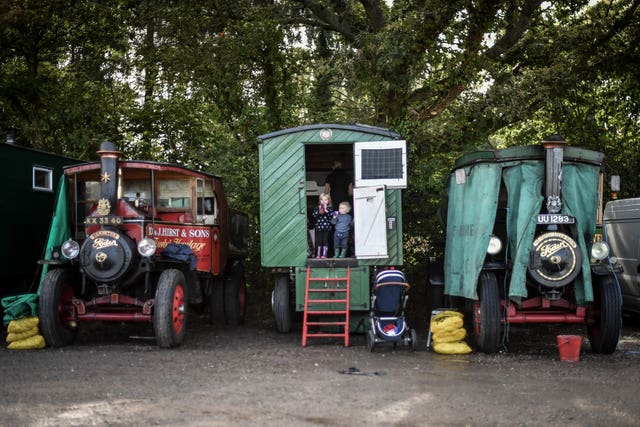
[430,136,622,354]
[38,141,248,348]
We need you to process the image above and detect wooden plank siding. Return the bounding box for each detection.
[258,124,404,268]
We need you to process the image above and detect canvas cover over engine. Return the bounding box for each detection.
[443,145,604,304]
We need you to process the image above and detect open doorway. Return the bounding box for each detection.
[305,144,353,258]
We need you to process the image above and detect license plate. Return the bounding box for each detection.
[85,216,123,225]
[537,214,575,224]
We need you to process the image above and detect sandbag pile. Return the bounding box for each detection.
[6,316,46,350]
[429,310,472,354]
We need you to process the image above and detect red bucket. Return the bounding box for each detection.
[557,335,582,362]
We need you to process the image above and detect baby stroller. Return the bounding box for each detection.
[366,269,417,351]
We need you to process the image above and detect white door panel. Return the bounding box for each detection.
[354,186,388,259]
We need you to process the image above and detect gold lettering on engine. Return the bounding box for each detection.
[93,238,118,250]
[89,230,120,240]
[540,241,569,258]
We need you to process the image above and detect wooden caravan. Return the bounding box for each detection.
[258,124,408,337]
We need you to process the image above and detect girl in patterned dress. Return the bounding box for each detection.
[312,193,334,258]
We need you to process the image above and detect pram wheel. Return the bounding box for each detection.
[409,329,417,351]
[367,329,376,352]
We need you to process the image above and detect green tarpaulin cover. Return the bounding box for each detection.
[444,156,600,304]
[38,176,70,293]
[444,163,501,300]
[2,177,70,325]
[2,293,38,325]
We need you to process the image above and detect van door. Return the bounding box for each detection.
[353,186,388,259]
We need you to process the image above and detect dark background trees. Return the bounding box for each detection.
[1,0,638,274]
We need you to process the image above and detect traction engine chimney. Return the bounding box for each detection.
[541,134,567,214]
[96,141,122,214]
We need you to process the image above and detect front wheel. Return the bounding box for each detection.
[272,274,291,333]
[587,274,622,354]
[154,269,187,348]
[472,271,501,353]
[367,329,376,352]
[39,268,78,347]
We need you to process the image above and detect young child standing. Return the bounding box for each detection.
[332,201,353,258]
[312,193,333,258]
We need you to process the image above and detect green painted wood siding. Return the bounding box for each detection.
[258,125,403,267]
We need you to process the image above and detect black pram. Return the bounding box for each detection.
[366,269,417,351]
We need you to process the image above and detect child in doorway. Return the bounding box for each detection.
[332,201,353,258]
[312,193,334,258]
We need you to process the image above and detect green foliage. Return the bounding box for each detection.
[1,0,639,287]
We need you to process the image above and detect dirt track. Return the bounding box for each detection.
[1,310,640,427]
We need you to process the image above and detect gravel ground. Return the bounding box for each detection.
[1,309,640,427]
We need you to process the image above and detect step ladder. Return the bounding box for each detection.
[302,266,351,347]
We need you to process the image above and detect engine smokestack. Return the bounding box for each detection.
[541,134,566,214]
[96,141,122,214]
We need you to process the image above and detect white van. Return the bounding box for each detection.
[604,197,640,314]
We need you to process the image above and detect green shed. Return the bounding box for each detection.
[258,124,408,335]
[0,142,78,298]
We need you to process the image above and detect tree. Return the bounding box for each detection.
[1,0,638,268]
[0,0,134,157]
[287,0,639,260]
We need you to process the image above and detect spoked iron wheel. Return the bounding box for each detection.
[154,269,187,348]
[472,271,501,353]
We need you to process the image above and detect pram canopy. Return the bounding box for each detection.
[373,270,409,315]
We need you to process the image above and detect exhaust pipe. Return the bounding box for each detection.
[541,135,566,214]
[96,141,122,213]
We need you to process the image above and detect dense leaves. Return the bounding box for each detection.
[1,0,638,271]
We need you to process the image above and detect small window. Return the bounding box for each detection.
[158,179,191,210]
[33,166,53,192]
[354,140,407,189]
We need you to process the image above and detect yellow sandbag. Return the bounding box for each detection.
[6,328,39,343]
[7,334,46,350]
[432,327,467,343]
[433,341,472,355]
[430,315,463,333]
[431,310,463,322]
[7,316,39,334]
